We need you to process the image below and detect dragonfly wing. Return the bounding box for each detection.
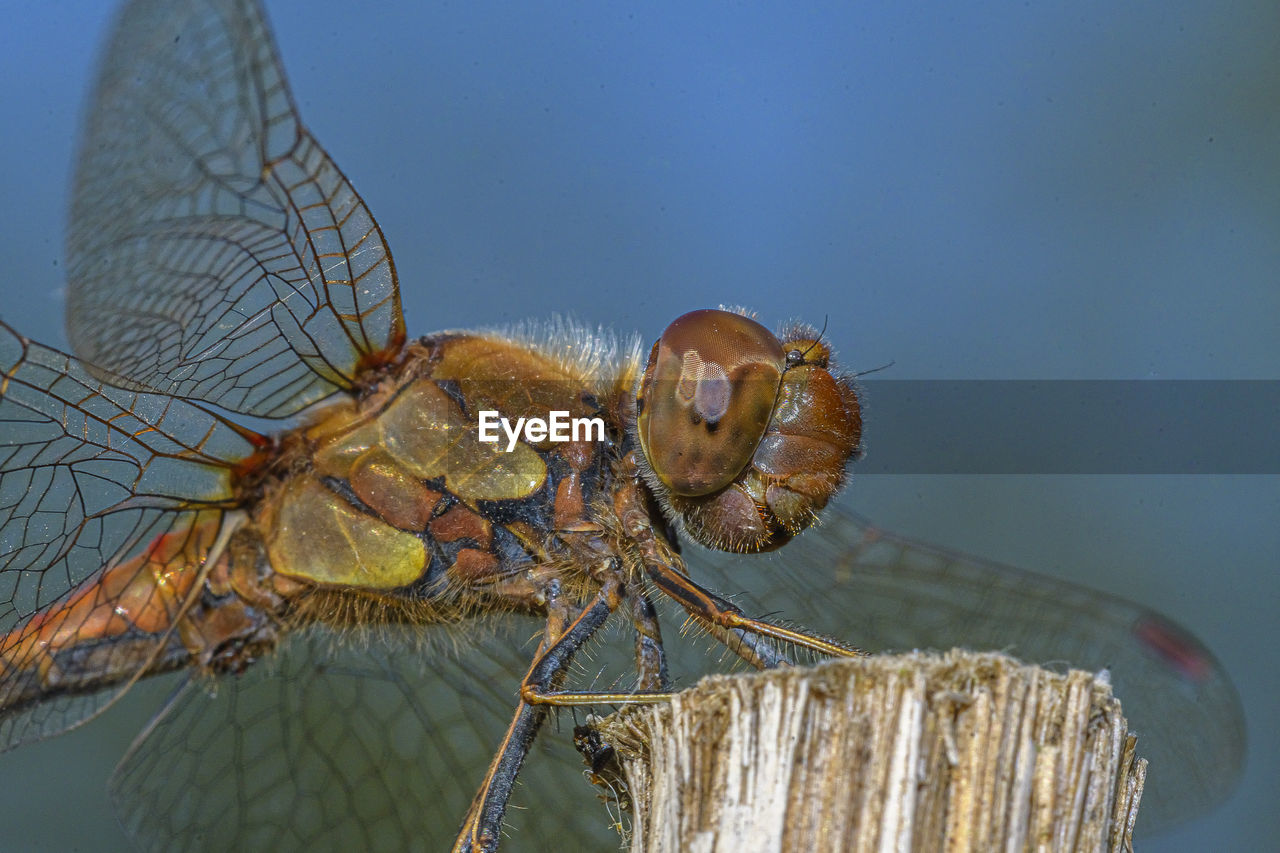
[684,504,1246,833]
[67,0,405,418]
[0,324,251,748]
[109,624,622,852]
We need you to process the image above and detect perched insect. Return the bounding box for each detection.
[0,0,1244,850]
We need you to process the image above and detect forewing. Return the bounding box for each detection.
[67,0,405,418]
[686,504,1246,833]
[110,625,624,852]
[0,324,251,747]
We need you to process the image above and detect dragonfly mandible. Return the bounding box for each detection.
[0,1,1244,850]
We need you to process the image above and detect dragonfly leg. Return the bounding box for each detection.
[518,577,680,707]
[697,620,796,670]
[645,559,863,661]
[452,575,619,853]
[626,581,670,692]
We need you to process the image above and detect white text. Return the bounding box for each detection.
[477,410,606,452]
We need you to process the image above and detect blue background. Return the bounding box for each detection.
[2,1,1276,849]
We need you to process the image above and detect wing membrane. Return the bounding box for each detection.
[67,0,405,418]
[111,626,623,852]
[0,323,252,747]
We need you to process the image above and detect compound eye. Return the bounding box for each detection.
[637,309,785,496]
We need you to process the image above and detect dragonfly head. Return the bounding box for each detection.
[635,308,862,553]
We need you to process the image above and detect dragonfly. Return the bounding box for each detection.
[0,0,1244,850]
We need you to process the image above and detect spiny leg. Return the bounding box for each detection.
[626,581,670,692]
[452,577,620,853]
[696,621,795,670]
[521,607,853,708]
[645,561,864,660]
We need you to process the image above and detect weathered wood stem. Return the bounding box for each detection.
[580,650,1145,852]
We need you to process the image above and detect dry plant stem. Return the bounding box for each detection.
[584,650,1146,853]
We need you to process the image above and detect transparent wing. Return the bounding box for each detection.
[67,0,405,418]
[110,625,624,852]
[685,504,1246,834]
[0,323,252,748]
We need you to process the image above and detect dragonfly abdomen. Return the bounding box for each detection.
[0,516,282,717]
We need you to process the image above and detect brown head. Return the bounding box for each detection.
[635,308,862,552]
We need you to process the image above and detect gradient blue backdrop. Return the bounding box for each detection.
[2,1,1276,849]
